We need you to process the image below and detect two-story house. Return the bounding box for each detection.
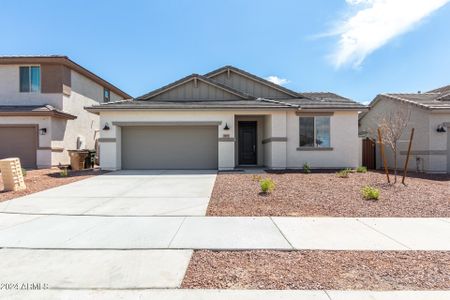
[0,56,130,168]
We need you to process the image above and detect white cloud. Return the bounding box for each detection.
[330,0,449,68]
[265,76,290,86]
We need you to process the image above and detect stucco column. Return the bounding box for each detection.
[218,114,235,170]
[98,118,119,170]
[268,112,287,169]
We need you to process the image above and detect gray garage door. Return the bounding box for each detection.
[121,126,218,169]
[0,126,37,168]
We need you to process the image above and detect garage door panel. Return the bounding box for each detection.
[121,126,218,170]
[0,126,37,168]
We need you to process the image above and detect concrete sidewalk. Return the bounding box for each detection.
[1,214,449,250]
[2,289,450,300]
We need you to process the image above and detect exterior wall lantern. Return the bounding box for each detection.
[39,128,47,135]
[103,122,110,131]
[224,123,230,130]
[436,124,447,133]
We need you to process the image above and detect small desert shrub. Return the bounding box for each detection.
[303,163,311,173]
[252,174,262,182]
[60,168,68,177]
[259,178,275,194]
[336,169,351,178]
[21,168,27,177]
[356,166,368,173]
[361,186,380,200]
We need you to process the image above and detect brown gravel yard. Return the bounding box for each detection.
[182,250,450,290]
[207,171,450,217]
[0,168,107,202]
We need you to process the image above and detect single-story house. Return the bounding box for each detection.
[0,55,130,168]
[86,66,367,170]
[359,85,450,174]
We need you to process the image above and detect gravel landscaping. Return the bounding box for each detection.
[0,168,106,202]
[182,250,450,290]
[207,171,450,217]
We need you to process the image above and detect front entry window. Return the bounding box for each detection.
[299,116,330,148]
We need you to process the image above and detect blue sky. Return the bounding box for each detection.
[1,0,449,103]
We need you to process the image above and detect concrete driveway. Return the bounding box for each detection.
[0,170,217,216]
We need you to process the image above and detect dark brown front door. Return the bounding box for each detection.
[238,121,257,165]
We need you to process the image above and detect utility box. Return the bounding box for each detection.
[68,150,90,171]
[0,157,26,191]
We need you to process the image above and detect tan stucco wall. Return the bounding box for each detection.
[286,111,360,169]
[0,65,126,167]
[359,97,449,173]
[0,65,62,108]
[98,109,361,171]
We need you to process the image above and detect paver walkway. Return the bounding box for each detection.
[0,214,449,250]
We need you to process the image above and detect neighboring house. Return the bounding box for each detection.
[86,66,366,171]
[359,85,450,174]
[0,56,130,168]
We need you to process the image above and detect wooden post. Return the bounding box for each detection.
[402,128,415,185]
[377,127,390,183]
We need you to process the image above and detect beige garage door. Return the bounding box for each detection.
[121,126,218,169]
[0,126,37,168]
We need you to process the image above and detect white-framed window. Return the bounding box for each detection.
[299,116,331,148]
[19,66,41,93]
[104,88,110,102]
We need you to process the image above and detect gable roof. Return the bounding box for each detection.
[366,92,450,113]
[204,65,301,98]
[0,55,131,99]
[136,74,254,100]
[87,66,367,113]
[427,84,450,94]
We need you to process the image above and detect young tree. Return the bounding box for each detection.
[377,108,411,183]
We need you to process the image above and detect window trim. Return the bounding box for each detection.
[298,116,331,149]
[19,65,41,93]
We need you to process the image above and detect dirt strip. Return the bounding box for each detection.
[207,172,450,217]
[182,250,450,290]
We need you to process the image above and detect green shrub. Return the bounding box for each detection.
[336,169,351,178]
[356,166,368,173]
[21,168,27,177]
[303,163,311,174]
[259,178,275,194]
[60,168,68,177]
[361,186,380,200]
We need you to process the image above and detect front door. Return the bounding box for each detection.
[238,121,257,165]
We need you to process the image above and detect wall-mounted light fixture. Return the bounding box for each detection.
[39,128,47,135]
[103,123,110,131]
[437,124,447,133]
[224,123,230,130]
